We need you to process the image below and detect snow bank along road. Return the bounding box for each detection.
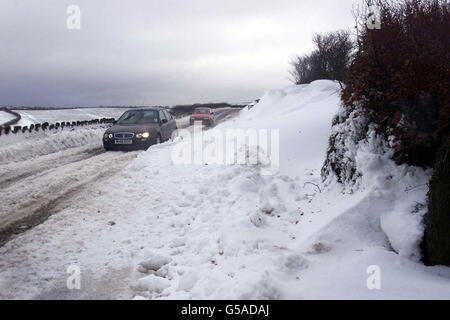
[0,108,240,248]
[1,85,449,300]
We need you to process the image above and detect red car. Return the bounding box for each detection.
[189,107,215,127]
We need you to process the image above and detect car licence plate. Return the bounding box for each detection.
[115,139,133,145]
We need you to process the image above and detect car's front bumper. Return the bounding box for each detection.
[103,138,154,151]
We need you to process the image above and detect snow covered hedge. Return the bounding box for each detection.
[321,103,370,186]
[320,99,432,260]
[326,0,449,267]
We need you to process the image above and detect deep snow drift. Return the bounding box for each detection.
[128,80,450,299]
[0,80,449,299]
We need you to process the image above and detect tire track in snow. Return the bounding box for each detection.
[0,108,242,247]
[0,149,140,247]
[0,146,105,190]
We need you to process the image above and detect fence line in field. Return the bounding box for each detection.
[0,108,21,128]
[0,118,116,137]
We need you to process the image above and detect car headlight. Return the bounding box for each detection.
[136,132,150,139]
[105,133,113,139]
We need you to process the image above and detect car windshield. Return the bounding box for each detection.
[193,109,211,114]
[117,110,159,125]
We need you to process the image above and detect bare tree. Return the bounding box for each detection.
[289,30,354,87]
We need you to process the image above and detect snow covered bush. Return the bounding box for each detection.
[322,101,432,260]
[325,0,450,266]
[343,0,449,168]
[321,103,371,186]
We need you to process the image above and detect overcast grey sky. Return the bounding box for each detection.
[0,0,358,107]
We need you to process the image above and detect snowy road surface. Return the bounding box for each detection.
[10,107,241,128]
[0,107,242,299]
[0,108,240,248]
[0,145,140,246]
[0,85,449,300]
[175,107,240,130]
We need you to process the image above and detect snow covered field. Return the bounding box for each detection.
[0,111,17,126]
[14,108,131,127]
[0,80,449,299]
